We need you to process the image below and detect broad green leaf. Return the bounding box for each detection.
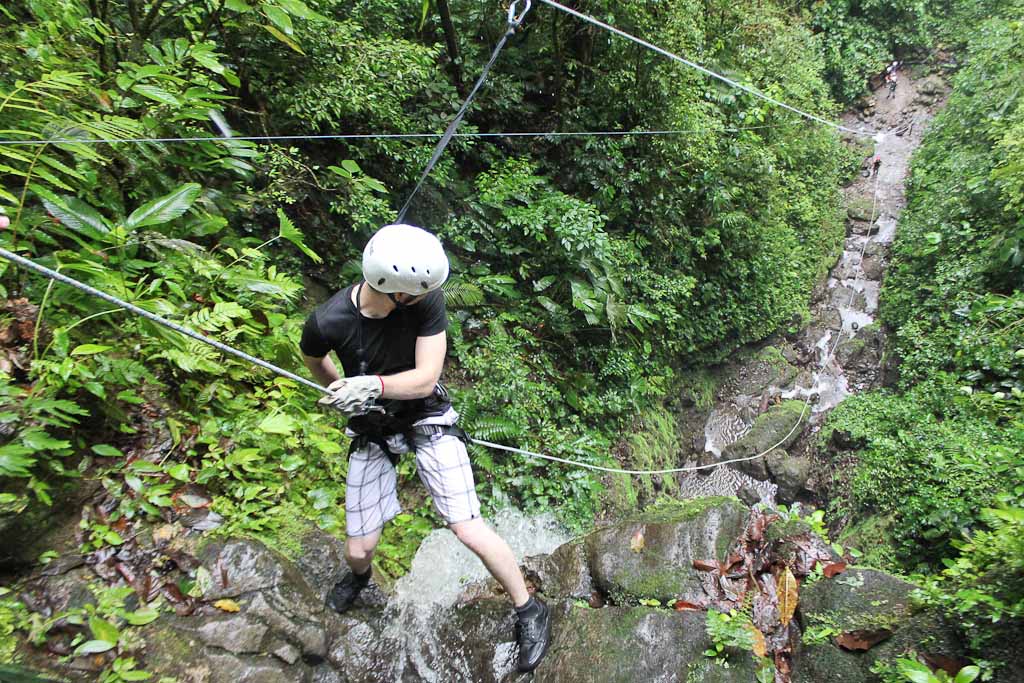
[277,0,328,20]
[125,183,201,229]
[129,460,162,473]
[104,529,124,545]
[258,412,296,434]
[341,159,361,174]
[263,4,293,34]
[124,606,160,626]
[277,209,322,263]
[91,444,124,457]
[167,463,190,482]
[0,444,35,477]
[73,639,115,656]
[89,616,120,644]
[20,430,71,452]
[262,24,305,54]
[955,666,981,683]
[35,189,110,238]
[131,83,181,106]
[70,344,112,356]
[225,0,251,10]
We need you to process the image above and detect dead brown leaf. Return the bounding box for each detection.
[213,599,241,613]
[835,629,893,651]
[746,624,767,657]
[922,653,967,676]
[777,567,798,627]
[823,562,847,578]
[673,600,703,612]
[693,559,718,572]
[630,528,645,553]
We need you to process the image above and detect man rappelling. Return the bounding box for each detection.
[300,223,551,673]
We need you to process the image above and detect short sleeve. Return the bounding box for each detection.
[299,311,332,357]
[417,290,448,337]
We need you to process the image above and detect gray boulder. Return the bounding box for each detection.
[585,498,748,604]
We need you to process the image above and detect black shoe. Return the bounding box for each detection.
[326,569,370,614]
[515,597,552,673]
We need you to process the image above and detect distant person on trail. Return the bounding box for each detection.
[300,224,551,674]
[872,155,882,177]
[886,72,898,99]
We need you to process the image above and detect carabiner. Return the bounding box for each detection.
[507,0,532,27]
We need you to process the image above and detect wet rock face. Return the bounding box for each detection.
[794,568,966,683]
[722,401,805,481]
[585,498,748,604]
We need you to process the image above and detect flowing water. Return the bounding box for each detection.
[370,507,571,682]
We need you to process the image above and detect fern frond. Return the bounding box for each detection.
[467,416,523,442]
[443,278,484,307]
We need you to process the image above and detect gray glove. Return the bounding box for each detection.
[318,375,384,415]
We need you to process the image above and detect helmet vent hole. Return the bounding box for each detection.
[411,266,416,273]
[426,269,430,274]
[421,281,429,290]
[377,277,386,286]
[392,265,399,272]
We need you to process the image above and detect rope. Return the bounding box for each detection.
[0,246,811,477]
[0,125,784,147]
[536,0,876,139]
[395,1,532,223]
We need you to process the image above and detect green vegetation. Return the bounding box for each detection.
[822,0,1024,672]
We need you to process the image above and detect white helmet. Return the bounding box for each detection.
[362,224,450,294]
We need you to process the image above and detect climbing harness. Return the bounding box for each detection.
[395,0,532,223]
[0,246,811,476]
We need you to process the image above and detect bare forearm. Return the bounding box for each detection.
[304,355,341,387]
[379,368,438,400]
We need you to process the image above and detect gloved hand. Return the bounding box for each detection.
[317,375,384,415]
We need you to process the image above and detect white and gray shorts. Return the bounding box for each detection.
[344,408,481,537]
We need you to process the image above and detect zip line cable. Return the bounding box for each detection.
[0,124,785,147]
[394,0,532,223]
[535,0,877,140]
[0,246,812,476]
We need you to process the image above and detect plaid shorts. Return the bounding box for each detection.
[344,409,481,537]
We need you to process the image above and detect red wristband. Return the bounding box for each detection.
[376,375,384,394]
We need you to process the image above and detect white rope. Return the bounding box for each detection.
[472,396,810,475]
[0,125,784,147]
[536,0,876,139]
[0,247,812,478]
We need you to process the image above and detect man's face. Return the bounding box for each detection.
[391,292,427,306]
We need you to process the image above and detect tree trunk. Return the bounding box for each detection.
[435,0,466,97]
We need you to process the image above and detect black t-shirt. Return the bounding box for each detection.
[300,284,450,430]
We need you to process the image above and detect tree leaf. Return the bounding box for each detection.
[836,629,893,651]
[823,561,847,578]
[258,412,296,435]
[92,444,124,457]
[73,639,115,656]
[629,528,645,553]
[277,0,328,20]
[263,4,293,34]
[954,666,981,683]
[213,599,241,612]
[777,567,798,627]
[88,616,120,644]
[70,344,112,356]
[37,193,110,237]
[131,83,181,106]
[746,623,767,657]
[277,209,322,263]
[125,183,201,230]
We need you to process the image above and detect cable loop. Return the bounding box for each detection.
[507,0,532,27]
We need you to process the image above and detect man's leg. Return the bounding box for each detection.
[414,432,552,672]
[328,441,399,614]
[449,518,528,605]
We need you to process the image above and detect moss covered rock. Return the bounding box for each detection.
[724,401,806,480]
[585,498,748,603]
